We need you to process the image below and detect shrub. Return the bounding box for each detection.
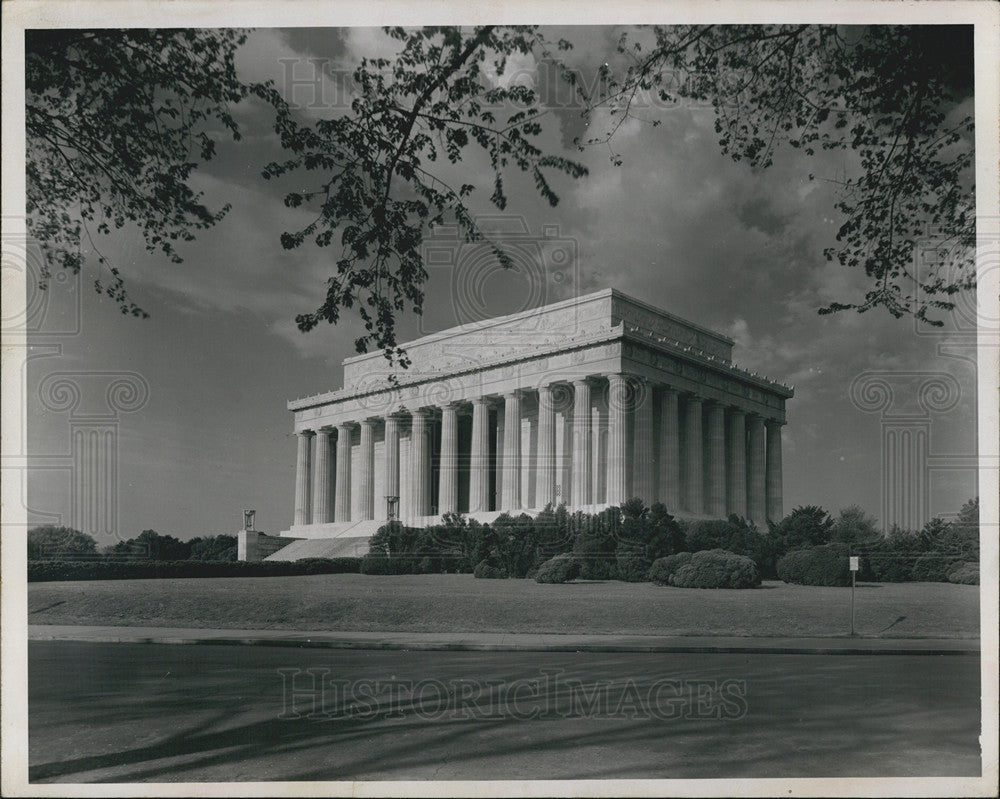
[28,526,98,559]
[535,553,582,584]
[771,506,834,550]
[27,557,361,582]
[671,549,761,589]
[473,559,507,579]
[723,516,781,578]
[360,553,414,575]
[648,552,693,586]
[947,562,980,585]
[572,509,617,580]
[910,554,960,583]
[776,543,851,586]
[615,552,651,582]
[646,502,686,559]
[685,519,736,552]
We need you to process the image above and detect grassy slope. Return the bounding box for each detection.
[27,575,980,638]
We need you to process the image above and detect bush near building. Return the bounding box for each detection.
[947,562,980,585]
[648,552,694,586]
[776,543,852,587]
[669,549,761,589]
[473,559,507,579]
[354,497,980,586]
[910,553,962,583]
[535,553,582,584]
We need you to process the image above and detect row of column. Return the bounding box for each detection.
[293,375,784,527]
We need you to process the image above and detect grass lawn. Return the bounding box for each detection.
[27,574,979,638]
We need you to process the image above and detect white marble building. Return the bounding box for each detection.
[282,289,792,540]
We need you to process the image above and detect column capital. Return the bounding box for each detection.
[296,428,316,437]
[502,388,524,400]
[684,393,703,405]
[765,417,785,428]
[661,385,680,396]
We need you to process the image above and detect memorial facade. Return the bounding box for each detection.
[283,289,792,538]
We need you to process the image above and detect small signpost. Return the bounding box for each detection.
[849,554,860,636]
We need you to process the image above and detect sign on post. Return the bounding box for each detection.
[849,556,859,572]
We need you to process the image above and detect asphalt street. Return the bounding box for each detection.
[28,641,981,782]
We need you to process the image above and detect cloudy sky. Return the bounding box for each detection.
[26,24,979,543]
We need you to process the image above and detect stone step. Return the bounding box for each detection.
[264,536,371,561]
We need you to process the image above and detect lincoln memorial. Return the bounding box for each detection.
[280,289,792,541]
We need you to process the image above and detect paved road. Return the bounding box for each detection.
[28,641,981,782]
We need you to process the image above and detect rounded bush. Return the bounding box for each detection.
[671,549,761,589]
[535,553,582,584]
[615,552,651,582]
[776,543,851,587]
[910,554,960,583]
[947,562,980,585]
[648,552,693,586]
[473,559,507,579]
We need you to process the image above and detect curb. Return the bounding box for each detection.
[27,631,981,656]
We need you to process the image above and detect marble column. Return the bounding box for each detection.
[383,414,400,519]
[606,374,627,506]
[632,378,655,503]
[334,423,352,522]
[410,409,430,518]
[659,389,680,510]
[358,419,376,520]
[766,420,784,524]
[682,396,703,513]
[572,379,592,507]
[439,403,459,515]
[469,397,490,512]
[727,410,747,518]
[747,414,767,528]
[293,430,313,526]
[495,403,505,509]
[311,428,333,524]
[535,384,556,508]
[705,402,727,518]
[501,391,522,510]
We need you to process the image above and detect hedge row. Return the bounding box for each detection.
[27,557,361,582]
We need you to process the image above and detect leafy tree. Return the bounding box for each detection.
[27,526,97,560]
[27,25,974,360]
[25,28,254,315]
[830,505,882,545]
[188,534,238,561]
[952,496,980,558]
[108,529,192,561]
[594,25,973,325]
[646,502,685,559]
[771,505,834,550]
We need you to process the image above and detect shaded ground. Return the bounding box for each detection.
[27,575,979,638]
[29,641,981,782]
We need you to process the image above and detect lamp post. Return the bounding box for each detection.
[385,495,399,521]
